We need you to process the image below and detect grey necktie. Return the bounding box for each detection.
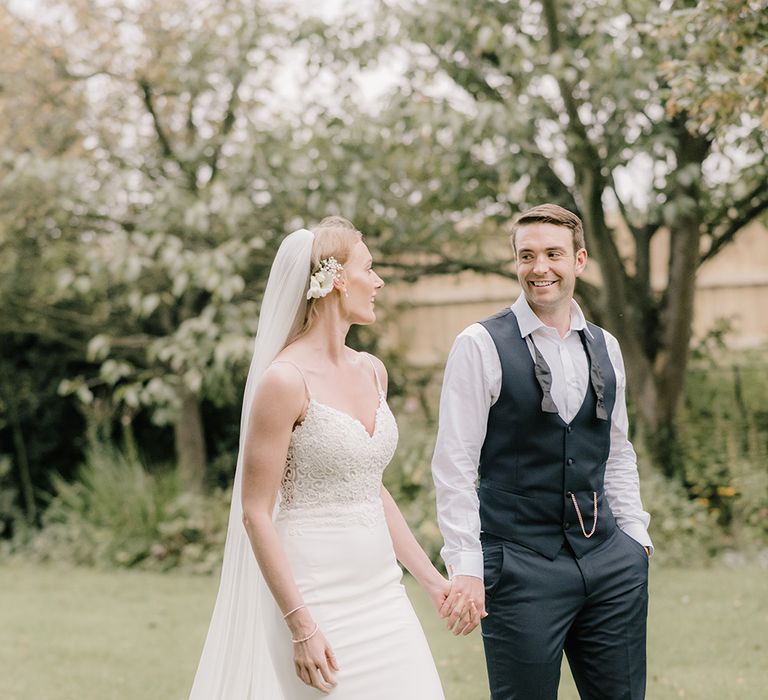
[529,332,608,421]
[580,330,608,421]
[530,340,559,414]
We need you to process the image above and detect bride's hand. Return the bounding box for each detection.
[290,619,339,694]
[440,574,486,636]
[424,575,451,616]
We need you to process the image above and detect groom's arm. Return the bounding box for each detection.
[432,325,499,633]
[603,332,653,554]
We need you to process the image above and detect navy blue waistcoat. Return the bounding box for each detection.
[478,309,618,559]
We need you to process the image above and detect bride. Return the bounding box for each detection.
[189,217,447,698]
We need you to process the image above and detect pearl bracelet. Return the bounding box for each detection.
[282,604,306,619]
[291,623,319,644]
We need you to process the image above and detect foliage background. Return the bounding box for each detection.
[1,0,766,572]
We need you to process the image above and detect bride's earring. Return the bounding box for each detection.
[342,287,349,297]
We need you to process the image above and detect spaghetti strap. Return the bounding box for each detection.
[271,360,311,399]
[363,353,384,395]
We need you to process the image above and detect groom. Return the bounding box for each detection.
[432,204,652,699]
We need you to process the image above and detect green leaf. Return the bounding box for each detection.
[87,335,111,362]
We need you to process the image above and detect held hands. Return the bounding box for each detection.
[425,575,452,616]
[439,574,487,636]
[288,610,339,694]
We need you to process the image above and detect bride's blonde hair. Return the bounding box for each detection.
[294,216,362,338]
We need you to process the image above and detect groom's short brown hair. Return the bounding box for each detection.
[509,204,585,255]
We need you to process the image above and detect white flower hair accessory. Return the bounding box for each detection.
[306,256,344,300]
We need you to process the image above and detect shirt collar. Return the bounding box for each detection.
[510,294,593,339]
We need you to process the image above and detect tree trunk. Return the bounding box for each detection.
[0,375,37,524]
[643,121,709,476]
[174,387,207,491]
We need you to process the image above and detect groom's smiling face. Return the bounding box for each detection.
[514,222,587,315]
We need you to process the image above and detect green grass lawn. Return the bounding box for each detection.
[0,563,765,699]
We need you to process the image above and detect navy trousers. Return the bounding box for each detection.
[480,528,648,700]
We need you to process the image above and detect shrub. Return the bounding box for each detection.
[18,441,229,573]
[674,361,768,554]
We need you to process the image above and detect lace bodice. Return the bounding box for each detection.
[278,390,398,528]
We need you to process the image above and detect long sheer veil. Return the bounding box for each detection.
[189,228,314,699]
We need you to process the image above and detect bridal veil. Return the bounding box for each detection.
[188,228,314,699]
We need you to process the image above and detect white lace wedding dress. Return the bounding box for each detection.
[264,365,444,699]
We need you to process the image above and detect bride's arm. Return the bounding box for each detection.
[241,363,338,694]
[380,486,450,612]
[367,354,450,611]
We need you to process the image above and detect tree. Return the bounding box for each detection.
[659,0,768,134]
[3,0,767,491]
[0,5,97,518]
[1,0,320,488]
[314,0,768,477]
[0,0,449,490]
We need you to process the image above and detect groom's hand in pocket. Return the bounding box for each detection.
[440,575,487,636]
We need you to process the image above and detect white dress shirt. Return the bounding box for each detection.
[432,294,653,579]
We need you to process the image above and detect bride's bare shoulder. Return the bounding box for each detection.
[256,360,307,404]
[359,351,389,393]
[248,362,308,430]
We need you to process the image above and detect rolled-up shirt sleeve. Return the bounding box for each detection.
[431,327,497,580]
[603,332,654,553]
